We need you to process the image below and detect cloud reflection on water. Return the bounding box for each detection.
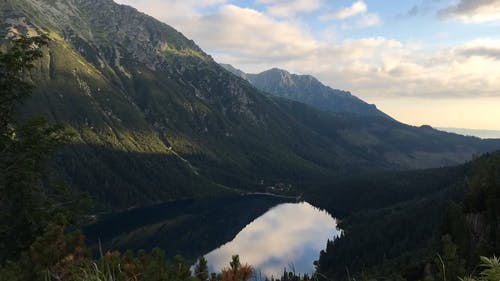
[204,202,341,278]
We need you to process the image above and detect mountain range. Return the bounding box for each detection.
[220,64,387,117]
[2,0,500,209]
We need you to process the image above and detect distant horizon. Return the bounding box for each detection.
[437,127,500,139]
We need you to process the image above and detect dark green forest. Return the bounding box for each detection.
[315,152,500,280]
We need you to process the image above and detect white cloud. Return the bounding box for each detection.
[439,0,500,23]
[179,5,319,63]
[319,1,381,29]
[320,1,367,20]
[458,38,500,59]
[346,13,382,28]
[256,0,323,17]
[113,0,226,25]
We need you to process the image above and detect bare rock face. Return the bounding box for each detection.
[4,0,259,124]
[9,0,197,70]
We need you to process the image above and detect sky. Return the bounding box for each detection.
[113,0,500,131]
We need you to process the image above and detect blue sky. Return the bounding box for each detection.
[114,0,500,131]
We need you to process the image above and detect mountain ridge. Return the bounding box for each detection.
[220,63,388,118]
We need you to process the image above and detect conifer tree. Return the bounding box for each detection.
[195,256,210,281]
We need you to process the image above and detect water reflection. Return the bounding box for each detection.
[204,202,341,278]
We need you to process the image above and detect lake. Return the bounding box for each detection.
[203,202,341,278]
[82,195,341,278]
[83,195,293,260]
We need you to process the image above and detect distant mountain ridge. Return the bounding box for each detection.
[221,64,387,117]
[2,0,500,209]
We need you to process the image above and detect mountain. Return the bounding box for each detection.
[2,0,500,209]
[221,64,387,117]
[220,63,248,80]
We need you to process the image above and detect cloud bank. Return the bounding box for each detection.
[114,0,500,101]
[439,0,500,23]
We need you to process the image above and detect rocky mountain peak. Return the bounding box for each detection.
[221,63,386,117]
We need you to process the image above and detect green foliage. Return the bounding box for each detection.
[439,203,468,255]
[0,118,69,259]
[314,152,500,281]
[0,35,84,262]
[462,154,500,258]
[0,221,89,281]
[305,165,468,216]
[2,242,257,281]
[435,235,466,281]
[68,248,195,281]
[430,153,500,273]
[0,35,47,129]
[460,256,500,281]
[314,165,468,280]
[73,263,118,281]
[477,256,500,281]
[464,154,500,214]
[195,256,210,281]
